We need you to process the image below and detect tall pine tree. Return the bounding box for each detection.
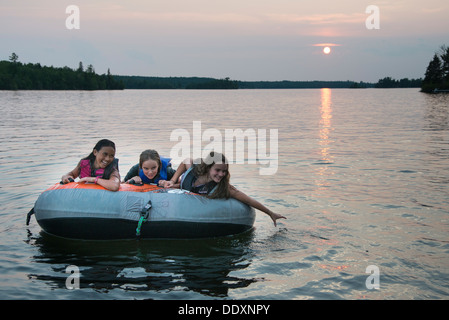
[424,54,443,84]
[439,45,449,82]
[421,45,449,92]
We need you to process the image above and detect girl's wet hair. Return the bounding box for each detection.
[83,139,118,179]
[139,149,162,176]
[93,139,116,153]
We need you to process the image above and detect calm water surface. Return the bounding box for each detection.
[0,88,448,299]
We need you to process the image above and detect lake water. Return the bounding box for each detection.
[0,88,448,300]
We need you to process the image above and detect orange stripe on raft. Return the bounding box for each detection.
[45,182,162,193]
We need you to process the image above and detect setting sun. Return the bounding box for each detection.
[323,46,331,54]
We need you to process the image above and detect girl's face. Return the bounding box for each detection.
[141,159,159,180]
[93,146,115,169]
[208,163,228,183]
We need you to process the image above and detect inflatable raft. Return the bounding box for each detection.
[30,182,255,240]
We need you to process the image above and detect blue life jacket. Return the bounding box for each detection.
[139,157,171,185]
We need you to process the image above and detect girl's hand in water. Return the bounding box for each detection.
[269,212,287,227]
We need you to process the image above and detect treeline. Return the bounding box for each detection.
[375,77,422,88]
[0,53,124,90]
[421,45,449,93]
[239,78,422,89]
[115,77,374,89]
[115,75,238,89]
[113,77,427,90]
[238,80,373,89]
[2,52,436,91]
[187,77,238,89]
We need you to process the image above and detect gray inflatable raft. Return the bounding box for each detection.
[32,183,255,240]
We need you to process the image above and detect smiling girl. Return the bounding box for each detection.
[123,149,175,186]
[163,151,286,226]
[61,139,120,191]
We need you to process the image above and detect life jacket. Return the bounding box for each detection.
[180,166,217,195]
[79,158,118,179]
[79,159,105,178]
[138,157,171,185]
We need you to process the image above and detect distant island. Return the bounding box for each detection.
[1,52,424,90]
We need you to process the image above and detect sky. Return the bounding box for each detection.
[1,0,448,82]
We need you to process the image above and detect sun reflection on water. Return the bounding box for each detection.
[315,88,335,191]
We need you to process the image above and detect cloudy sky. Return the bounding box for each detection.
[1,0,448,82]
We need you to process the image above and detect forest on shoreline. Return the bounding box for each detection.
[421,45,449,93]
[115,75,422,90]
[1,53,424,91]
[1,53,124,90]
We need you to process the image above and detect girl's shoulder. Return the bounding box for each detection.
[79,159,89,167]
[166,166,176,179]
[127,163,140,172]
[123,163,138,181]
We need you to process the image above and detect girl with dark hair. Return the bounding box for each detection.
[163,151,286,226]
[61,139,120,191]
[123,149,175,186]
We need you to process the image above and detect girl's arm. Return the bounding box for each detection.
[229,185,286,227]
[79,169,121,191]
[123,175,141,184]
[123,164,139,182]
[162,158,193,188]
[61,163,81,183]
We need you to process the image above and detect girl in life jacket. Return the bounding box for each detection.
[123,149,176,186]
[61,139,121,191]
[162,151,286,227]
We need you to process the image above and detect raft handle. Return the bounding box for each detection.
[60,178,75,185]
[128,179,144,186]
[26,207,35,226]
[136,200,152,237]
